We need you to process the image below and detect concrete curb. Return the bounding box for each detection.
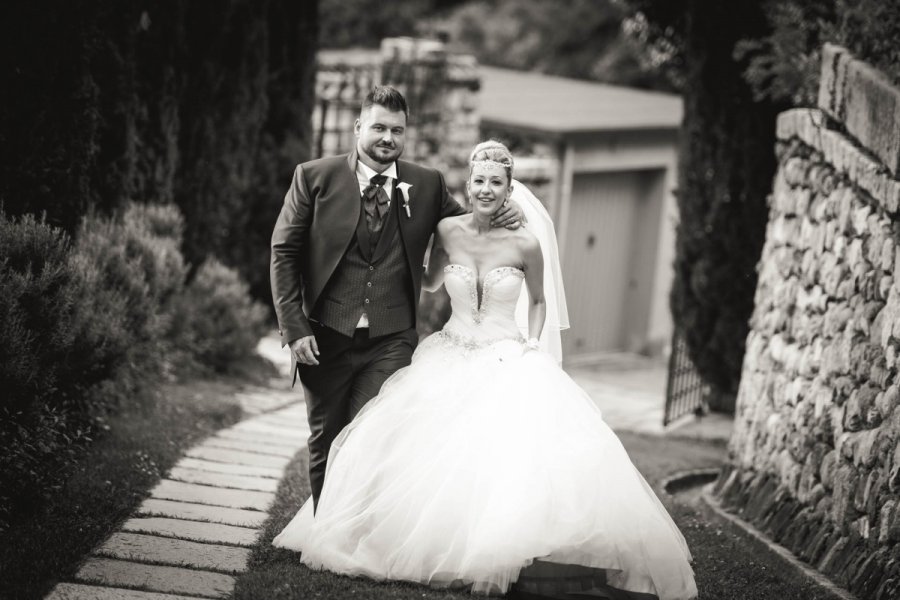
[660,467,720,496]
[660,469,857,600]
[699,482,858,600]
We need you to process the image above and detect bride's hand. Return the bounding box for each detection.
[490,198,527,230]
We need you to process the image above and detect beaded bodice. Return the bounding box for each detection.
[442,264,525,343]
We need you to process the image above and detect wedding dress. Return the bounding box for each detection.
[272,263,698,600]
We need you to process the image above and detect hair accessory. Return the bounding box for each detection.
[470,159,512,170]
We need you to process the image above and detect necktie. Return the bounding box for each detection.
[362,174,390,233]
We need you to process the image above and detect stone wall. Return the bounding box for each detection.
[715,45,900,599]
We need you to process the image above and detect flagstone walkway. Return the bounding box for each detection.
[44,388,307,600]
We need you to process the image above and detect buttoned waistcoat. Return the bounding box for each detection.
[270,151,466,346]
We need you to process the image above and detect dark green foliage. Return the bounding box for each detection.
[318,0,468,49]
[627,0,900,407]
[672,1,783,406]
[179,258,270,373]
[431,0,680,91]
[0,214,81,410]
[626,0,785,408]
[0,213,98,529]
[0,0,318,302]
[0,204,267,530]
[736,0,900,106]
[735,1,837,106]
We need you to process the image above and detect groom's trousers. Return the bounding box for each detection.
[297,321,418,509]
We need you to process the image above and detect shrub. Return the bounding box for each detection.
[0,213,95,527]
[1,202,271,529]
[179,258,269,373]
[70,202,193,383]
[0,213,81,411]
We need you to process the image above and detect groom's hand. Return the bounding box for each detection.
[490,198,525,230]
[290,335,320,366]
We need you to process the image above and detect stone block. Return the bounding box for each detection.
[821,450,837,489]
[832,462,860,526]
[95,532,251,574]
[777,110,798,140]
[150,480,275,512]
[165,467,279,493]
[137,499,267,528]
[121,517,260,547]
[844,56,900,177]
[877,387,900,417]
[887,179,900,214]
[797,455,819,503]
[76,558,235,599]
[185,446,290,470]
[881,238,896,272]
[230,420,308,441]
[817,535,849,573]
[849,516,870,540]
[852,206,873,237]
[214,428,304,449]
[835,276,857,300]
[853,429,880,469]
[878,500,896,543]
[890,444,900,492]
[818,44,845,116]
[803,522,834,565]
[202,437,298,459]
[46,583,200,600]
[175,457,284,480]
[807,483,827,508]
[878,275,893,301]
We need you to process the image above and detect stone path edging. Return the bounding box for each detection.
[699,482,858,600]
[45,390,308,600]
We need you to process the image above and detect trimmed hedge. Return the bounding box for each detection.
[0,0,317,303]
[0,204,268,529]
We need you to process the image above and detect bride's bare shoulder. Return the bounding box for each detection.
[437,215,468,237]
[512,225,540,251]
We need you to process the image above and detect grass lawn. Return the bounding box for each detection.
[235,432,846,600]
[0,365,274,600]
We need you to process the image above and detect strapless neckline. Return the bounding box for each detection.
[444,263,524,315]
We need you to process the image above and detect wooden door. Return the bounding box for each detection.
[562,170,663,357]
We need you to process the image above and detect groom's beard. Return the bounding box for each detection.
[362,142,402,165]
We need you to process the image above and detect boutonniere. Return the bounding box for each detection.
[397,182,413,218]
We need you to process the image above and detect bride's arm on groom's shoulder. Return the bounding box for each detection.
[422,220,453,293]
[271,164,315,346]
[520,231,546,342]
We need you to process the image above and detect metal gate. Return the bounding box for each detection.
[664,327,709,425]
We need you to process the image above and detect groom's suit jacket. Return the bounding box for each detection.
[271,151,466,348]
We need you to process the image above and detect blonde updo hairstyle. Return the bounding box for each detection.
[468,140,514,184]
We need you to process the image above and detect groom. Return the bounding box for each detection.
[270,86,520,507]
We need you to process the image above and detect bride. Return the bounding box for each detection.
[273,141,698,600]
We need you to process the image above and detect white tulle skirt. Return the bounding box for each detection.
[273,333,697,599]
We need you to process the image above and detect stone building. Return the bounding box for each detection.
[715,44,900,599]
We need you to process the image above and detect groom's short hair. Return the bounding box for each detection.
[361,86,409,120]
